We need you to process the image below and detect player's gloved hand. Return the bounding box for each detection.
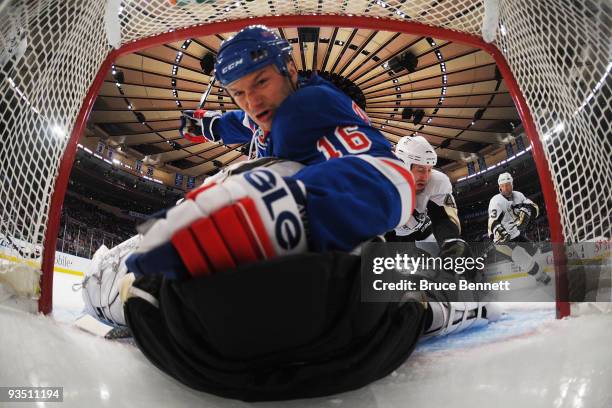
[125,167,308,279]
[179,109,222,143]
[404,209,432,235]
[515,206,532,231]
[492,223,510,243]
[439,238,470,259]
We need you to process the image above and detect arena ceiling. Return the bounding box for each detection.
[87,27,522,178]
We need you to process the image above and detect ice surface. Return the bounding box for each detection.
[1,272,611,408]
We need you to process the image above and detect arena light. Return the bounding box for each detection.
[7,77,38,114]
[51,124,65,138]
[543,122,565,141]
[376,0,388,8]
[574,62,612,115]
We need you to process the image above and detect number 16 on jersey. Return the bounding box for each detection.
[317,126,373,159]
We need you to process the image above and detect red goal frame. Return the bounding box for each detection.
[39,15,570,317]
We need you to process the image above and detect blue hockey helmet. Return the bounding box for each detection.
[214,25,293,86]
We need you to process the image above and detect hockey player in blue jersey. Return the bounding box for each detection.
[125,24,416,277]
[179,32,392,162]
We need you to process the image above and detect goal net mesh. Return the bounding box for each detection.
[0,0,610,305]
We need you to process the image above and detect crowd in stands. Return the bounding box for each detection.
[56,193,138,258]
[71,154,183,214]
[56,152,185,258]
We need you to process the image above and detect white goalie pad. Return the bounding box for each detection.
[81,235,141,326]
[423,301,503,339]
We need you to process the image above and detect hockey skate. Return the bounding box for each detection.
[529,263,551,285]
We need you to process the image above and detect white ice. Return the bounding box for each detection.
[1,272,611,408]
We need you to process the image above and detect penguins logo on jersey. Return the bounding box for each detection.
[444,194,457,209]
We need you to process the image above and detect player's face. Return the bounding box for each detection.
[411,164,433,193]
[226,63,298,132]
[499,182,513,197]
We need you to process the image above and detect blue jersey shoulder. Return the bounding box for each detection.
[270,75,393,163]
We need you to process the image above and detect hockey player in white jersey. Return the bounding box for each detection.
[385,135,501,337]
[386,136,467,259]
[488,172,551,284]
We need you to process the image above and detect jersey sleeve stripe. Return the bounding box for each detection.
[354,155,416,227]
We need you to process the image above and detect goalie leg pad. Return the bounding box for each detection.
[422,301,503,338]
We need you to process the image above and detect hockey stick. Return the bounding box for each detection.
[179,74,216,141]
[198,75,216,109]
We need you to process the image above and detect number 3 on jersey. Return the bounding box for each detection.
[317,126,373,159]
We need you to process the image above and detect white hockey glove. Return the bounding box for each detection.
[409,209,432,235]
[492,223,510,243]
[179,109,222,143]
[125,167,308,279]
[395,209,431,236]
[515,206,533,231]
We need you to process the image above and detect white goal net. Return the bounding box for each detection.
[0,0,610,315]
